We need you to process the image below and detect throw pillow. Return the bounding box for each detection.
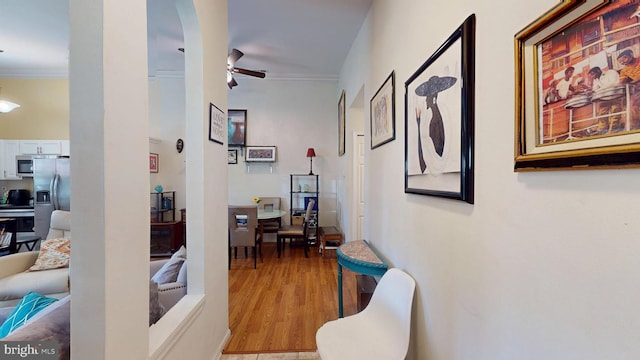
[149,280,165,325]
[150,246,187,285]
[28,238,71,271]
[0,292,58,338]
[151,258,184,285]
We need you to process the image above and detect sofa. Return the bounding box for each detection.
[0,295,71,359]
[150,257,187,312]
[0,210,71,307]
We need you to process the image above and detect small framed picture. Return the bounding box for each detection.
[228,149,238,164]
[370,71,396,149]
[228,109,247,147]
[208,103,225,145]
[149,153,159,173]
[245,146,276,162]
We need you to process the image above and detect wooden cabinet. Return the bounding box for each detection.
[0,140,20,180]
[19,140,63,155]
[150,221,183,257]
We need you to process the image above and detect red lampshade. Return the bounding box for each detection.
[306,148,316,157]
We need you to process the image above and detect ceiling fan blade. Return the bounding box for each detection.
[228,76,238,89]
[234,67,266,78]
[227,48,244,66]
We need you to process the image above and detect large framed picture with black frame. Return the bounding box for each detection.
[404,14,475,204]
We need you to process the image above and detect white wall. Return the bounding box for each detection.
[149,77,187,214]
[339,0,640,359]
[69,0,229,358]
[228,79,339,228]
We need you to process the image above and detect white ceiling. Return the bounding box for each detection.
[0,0,372,80]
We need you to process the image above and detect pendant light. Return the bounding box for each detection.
[0,88,20,113]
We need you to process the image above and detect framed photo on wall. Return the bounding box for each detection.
[208,102,225,145]
[228,109,247,147]
[515,0,640,171]
[228,149,238,164]
[338,90,346,156]
[149,153,159,173]
[245,146,276,162]
[404,14,475,204]
[370,71,396,149]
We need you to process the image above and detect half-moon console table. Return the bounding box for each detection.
[336,240,388,318]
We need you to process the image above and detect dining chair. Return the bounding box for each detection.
[315,268,416,360]
[276,199,314,258]
[228,205,259,269]
[257,197,282,233]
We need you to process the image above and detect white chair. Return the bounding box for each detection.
[315,268,416,360]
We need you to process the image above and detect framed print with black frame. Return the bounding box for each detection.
[228,149,238,164]
[514,0,640,171]
[208,103,225,145]
[370,71,396,149]
[228,109,247,147]
[338,90,346,156]
[404,14,475,204]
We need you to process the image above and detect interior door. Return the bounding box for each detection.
[353,134,365,241]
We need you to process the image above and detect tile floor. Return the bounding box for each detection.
[221,352,320,359]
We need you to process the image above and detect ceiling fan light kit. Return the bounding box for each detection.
[226,48,265,89]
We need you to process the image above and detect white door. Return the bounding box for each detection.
[353,133,365,241]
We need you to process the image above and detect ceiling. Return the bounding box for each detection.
[0,0,372,81]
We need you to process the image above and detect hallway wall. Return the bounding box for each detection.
[339,1,640,359]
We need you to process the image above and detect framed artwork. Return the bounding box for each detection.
[228,109,247,147]
[338,90,346,156]
[149,153,159,173]
[370,71,396,149]
[404,14,475,204]
[245,146,276,162]
[228,149,238,164]
[515,0,640,171]
[208,103,225,145]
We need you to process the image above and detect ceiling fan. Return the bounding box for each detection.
[227,48,266,89]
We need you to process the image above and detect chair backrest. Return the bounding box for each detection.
[258,197,280,212]
[302,199,315,235]
[228,205,258,247]
[46,210,71,240]
[362,268,416,357]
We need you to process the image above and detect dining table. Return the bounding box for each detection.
[257,208,286,242]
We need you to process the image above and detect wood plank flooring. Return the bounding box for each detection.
[224,242,358,354]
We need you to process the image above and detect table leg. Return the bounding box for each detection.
[338,263,344,318]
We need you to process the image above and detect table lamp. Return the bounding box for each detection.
[306,148,316,175]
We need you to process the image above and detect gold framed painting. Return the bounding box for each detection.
[515,0,640,171]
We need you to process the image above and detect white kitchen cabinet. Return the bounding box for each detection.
[19,140,63,155]
[0,140,21,180]
[60,140,70,156]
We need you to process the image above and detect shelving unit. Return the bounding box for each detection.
[150,191,175,223]
[290,174,319,244]
[150,191,183,257]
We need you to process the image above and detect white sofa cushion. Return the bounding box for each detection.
[0,268,69,303]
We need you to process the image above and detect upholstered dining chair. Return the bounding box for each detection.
[257,197,282,233]
[228,205,259,269]
[276,199,314,258]
[315,268,417,360]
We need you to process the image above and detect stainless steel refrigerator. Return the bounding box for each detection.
[34,157,71,239]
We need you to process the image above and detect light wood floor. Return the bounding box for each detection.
[224,241,358,354]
